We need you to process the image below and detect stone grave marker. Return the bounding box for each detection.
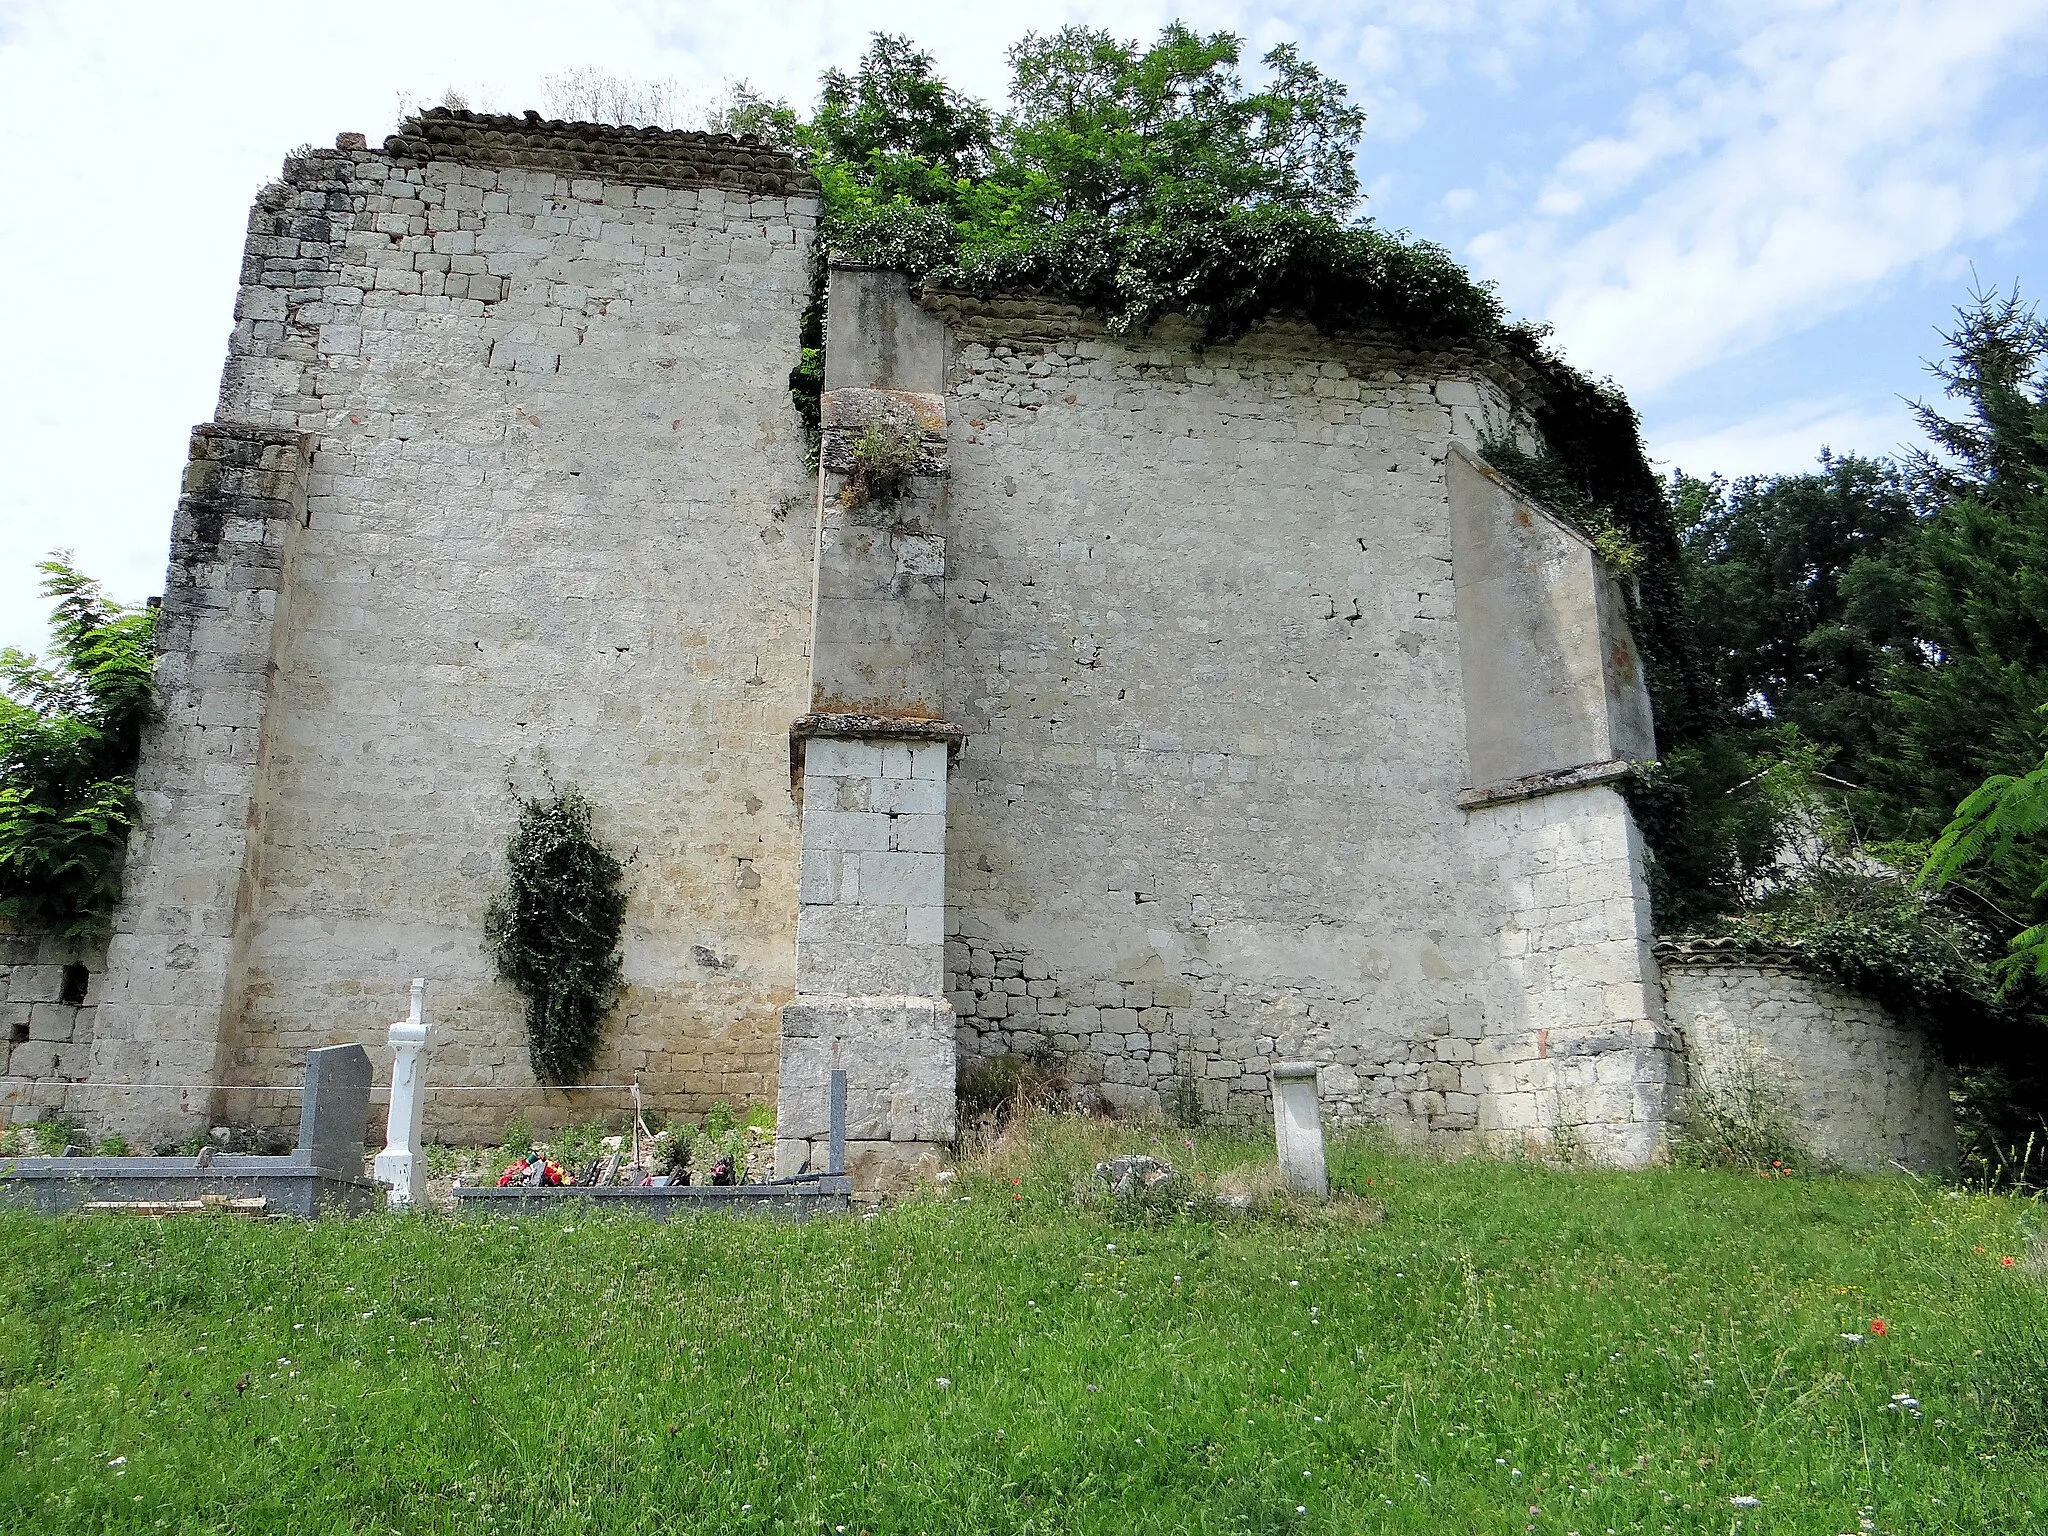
[1271,1061,1329,1197]
[298,1043,372,1176]
[373,979,432,1208]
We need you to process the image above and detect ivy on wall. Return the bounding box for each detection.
[484,786,628,1085]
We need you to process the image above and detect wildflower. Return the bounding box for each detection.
[935,1377,951,1389]
[1870,1319,1889,1336]
[1840,1333,1864,1344]
[2001,1256,2016,1267]
[1730,1495,1761,1508]
[1296,1506,1307,1515]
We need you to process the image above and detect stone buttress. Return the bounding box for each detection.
[774,266,961,1186]
[87,426,312,1143]
[1443,443,1679,1163]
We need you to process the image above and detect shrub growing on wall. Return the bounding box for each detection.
[484,786,628,1085]
[0,557,156,935]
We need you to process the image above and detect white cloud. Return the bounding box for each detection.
[0,0,1219,653]
[1471,0,2048,396]
[2,0,2037,655]
[1646,395,1921,479]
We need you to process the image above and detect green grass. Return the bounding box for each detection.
[1,1120,2042,1535]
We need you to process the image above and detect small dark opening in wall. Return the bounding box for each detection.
[8,1019,24,1045]
[59,963,89,1006]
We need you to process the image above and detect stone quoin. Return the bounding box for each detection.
[0,110,1953,1185]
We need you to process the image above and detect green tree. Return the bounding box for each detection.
[1923,725,2048,989]
[1001,26,1364,224]
[1676,454,1921,787]
[703,81,804,150]
[1621,457,1926,933]
[1879,288,2048,844]
[813,33,995,208]
[0,558,156,935]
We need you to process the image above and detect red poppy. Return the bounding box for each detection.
[1869,1318,1889,1335]
[2002,1256,2018,1268]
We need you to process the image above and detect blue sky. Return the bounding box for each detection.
[3,0,2045,652]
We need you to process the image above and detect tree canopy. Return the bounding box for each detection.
[0,558,156,935]
[1627,288,2048,1159]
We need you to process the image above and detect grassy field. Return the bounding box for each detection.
[1,1119,2042,1535]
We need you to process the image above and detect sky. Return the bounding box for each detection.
[2,0,2045,655]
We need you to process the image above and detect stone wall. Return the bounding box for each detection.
[86,425,311,1140]
[934,304,1671,1154]
[1660,945,1957,1172]
[92,116,820,1144]
[55,118,1680,1164]
[1,926,106,1125]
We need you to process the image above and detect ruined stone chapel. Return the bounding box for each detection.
[7,112,1956,1184]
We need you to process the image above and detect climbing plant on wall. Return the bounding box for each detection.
[484,785,628,1085]
[0,556,157,936]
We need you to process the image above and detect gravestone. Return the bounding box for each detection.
[298,1043,372,1176]
[1,1043,380,1216]
[1271,1062,1330,1197]
[372,979,432,1207]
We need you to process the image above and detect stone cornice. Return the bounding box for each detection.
[1457,759,1632,812]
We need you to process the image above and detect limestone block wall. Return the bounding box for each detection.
[932,301,1662,1150]
[795,738,952,996]
[95,116,821,1143]
[62,133,1679,1157]
[1661,947,1957,1172]
[0,927,106,1124]
[1463,783,1675,1163]
[779,728,958,1181]
[86,425,312,1143]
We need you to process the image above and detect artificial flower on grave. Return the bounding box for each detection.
[496,1151,575,1187]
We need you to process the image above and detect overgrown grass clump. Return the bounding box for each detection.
[1,1119,2042,1534]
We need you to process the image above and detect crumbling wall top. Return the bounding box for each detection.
[382,108,817,198]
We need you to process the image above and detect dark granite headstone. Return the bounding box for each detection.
[297,1044,372,1175]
